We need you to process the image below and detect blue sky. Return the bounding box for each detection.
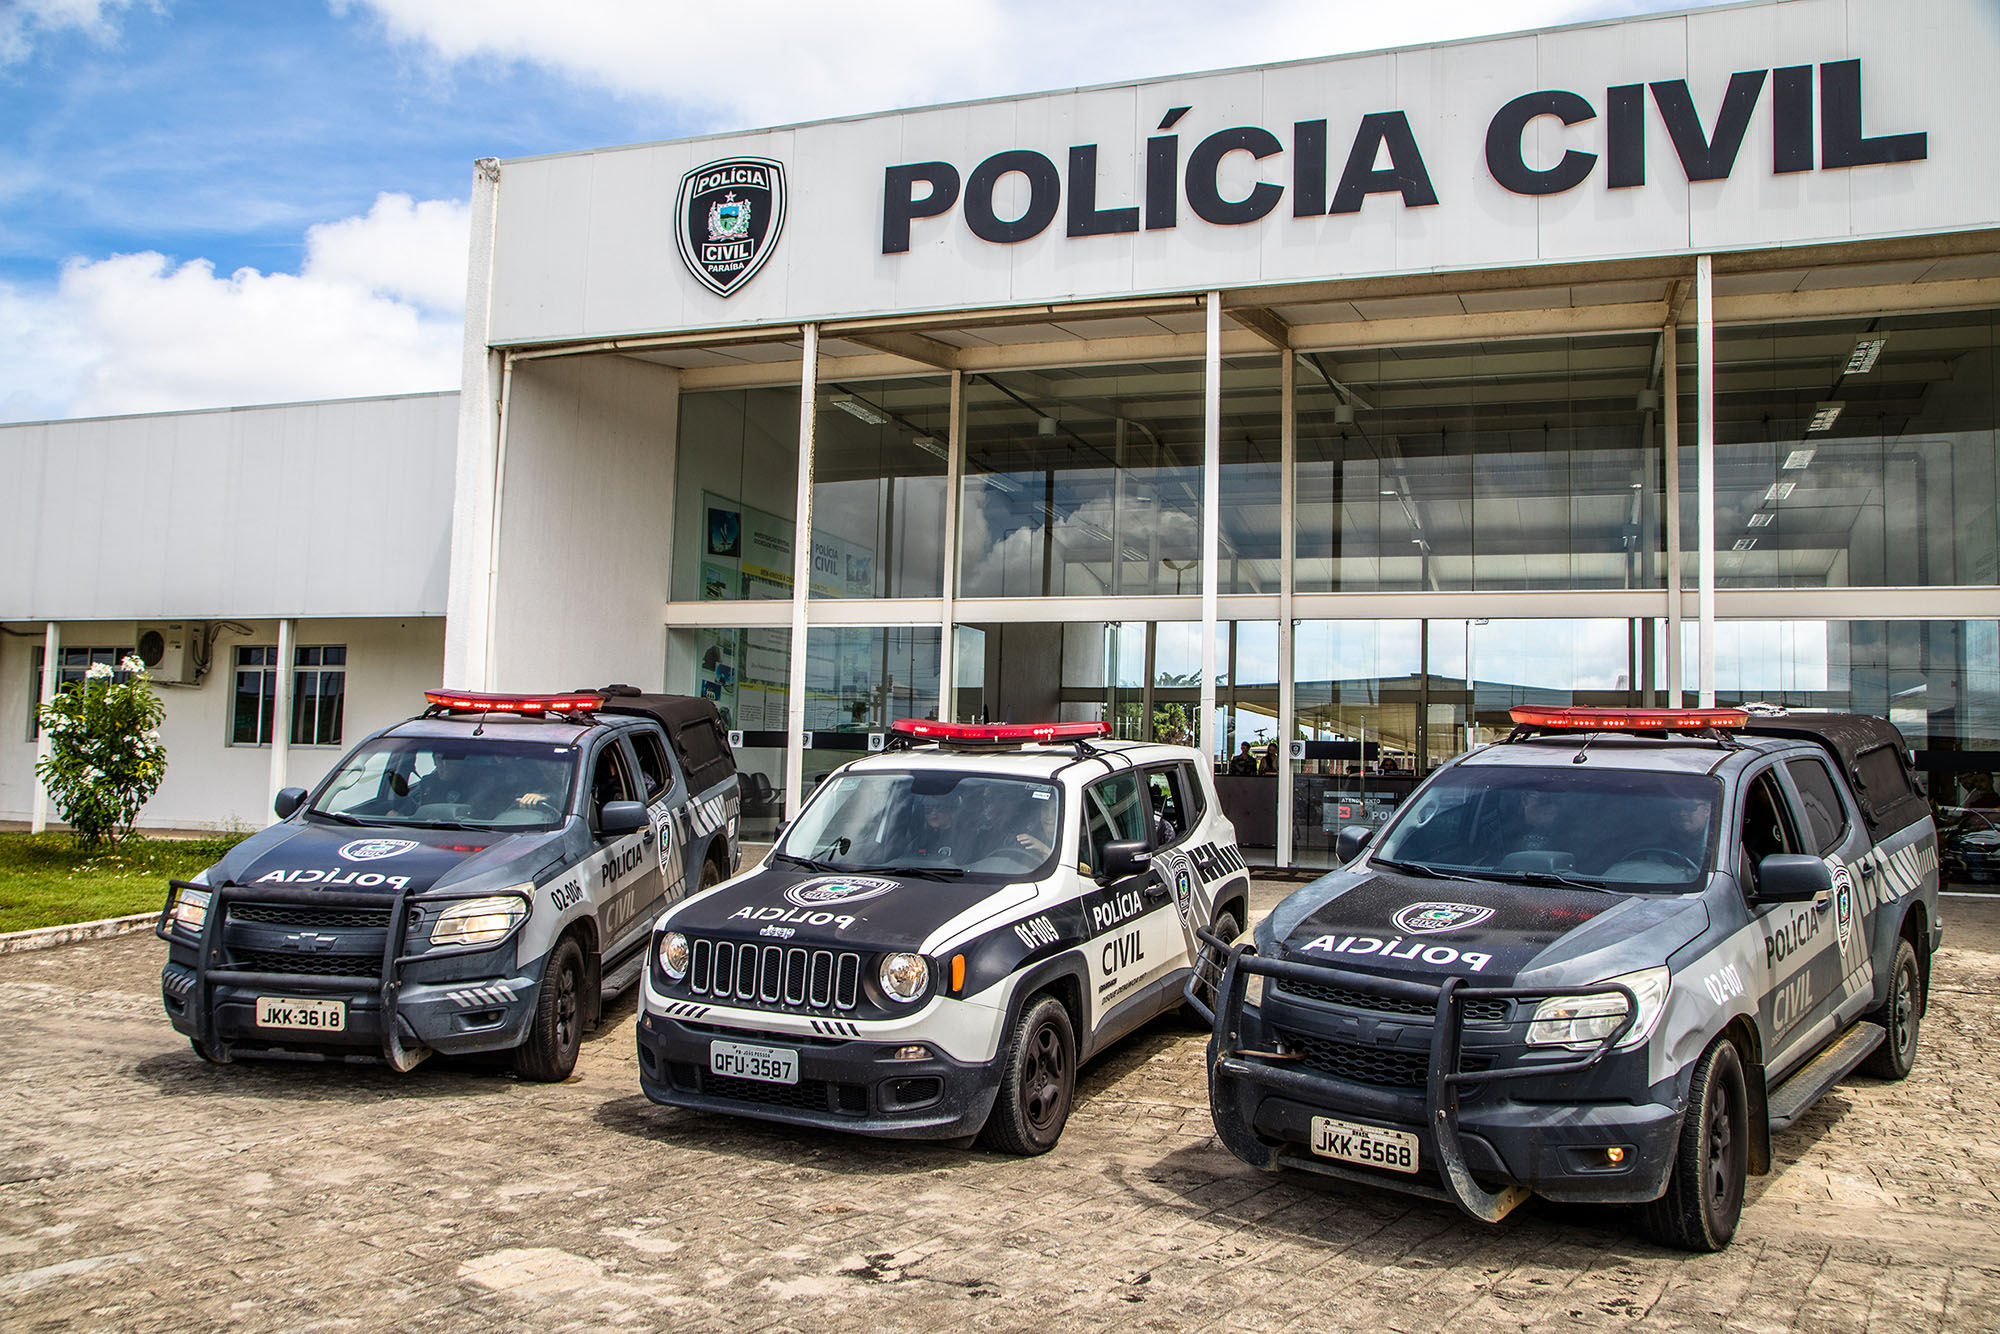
[0,0,1725,424]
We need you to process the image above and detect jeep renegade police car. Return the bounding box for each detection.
[637,719,1251,1153]
[159,687,739,1080]
[1192,706,1940,1250]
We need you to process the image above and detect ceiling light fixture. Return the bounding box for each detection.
[1765,481,1797,501]
[981,472,1022,493]
[1807,401,1843,432]
[1748,512,1774,528]
[830,394,889,425]
[1334,403,1356,425]
[1783,448,1816,470]
[910,436,949,462]
[1733,538,1758,551]
[1037,415,1058,437]
[1845,337,1888,375]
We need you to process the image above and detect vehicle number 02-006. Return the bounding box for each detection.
[1310,1115,1419,1173]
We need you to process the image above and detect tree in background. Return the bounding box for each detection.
[36,658,167,847]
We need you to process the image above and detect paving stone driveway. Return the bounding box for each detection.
[3,889,1998,1332]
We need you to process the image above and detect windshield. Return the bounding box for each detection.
[1370,764,1722,891]
[311,736,577,830]
[780,770,1061,879]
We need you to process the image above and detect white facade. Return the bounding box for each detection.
[1,393,459,830]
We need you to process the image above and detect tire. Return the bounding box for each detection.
[698,856,726,890]
[1183,908,1242,1026]
[189,1036,224,1064]
[1859,938,1922,1080]
[978,995,1076,1156]
[1641,1037,1750,1252]
[512,937,586,1083]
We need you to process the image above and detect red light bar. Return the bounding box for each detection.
[425,689,603,715]
[889,719,1112,745]
[1509,705,1747,731]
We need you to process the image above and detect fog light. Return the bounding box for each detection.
[1606,1146,1626,1164]
[890,1045,930,1061]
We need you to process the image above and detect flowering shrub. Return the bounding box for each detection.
[35,656,168,848]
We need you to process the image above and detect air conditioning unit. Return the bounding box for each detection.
[135,622,206,686]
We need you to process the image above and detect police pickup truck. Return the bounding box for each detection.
[1192,705,1940,1251]
[158,687,739,1081]
[637,719,1252,1153]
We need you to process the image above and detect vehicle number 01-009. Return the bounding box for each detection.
[1310,1115,1419,1173]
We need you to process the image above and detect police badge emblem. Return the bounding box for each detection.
[676,156,786,297]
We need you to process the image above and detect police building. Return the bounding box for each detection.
[8,0,2000,874]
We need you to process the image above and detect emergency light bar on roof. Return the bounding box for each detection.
[888,719,1111,746]
[424,689,604,716]
[1508,705,1748,733]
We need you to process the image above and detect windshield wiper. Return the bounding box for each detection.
[1370,857,1480,883]
[1478,869,1614,893]
[310,810,366,825]
[774,852,839,872]
[852,865,966,881]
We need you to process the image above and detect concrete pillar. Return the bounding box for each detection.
[269,618,295,822]
[30,621,59,834]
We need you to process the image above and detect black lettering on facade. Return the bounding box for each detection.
[1145,106,1190,230]
[1185,125,1284,225]
[881,161,960,254]
[1330,111,1437,213]
[964,149,1062,243]
[1066,144,1140,237]
[1486,89,1598,195]
[1819,59,1927,168]
[1292,119,1328,217]
[1650,71,1767,182]
[1606,83,1646,188]
[1772,64,1815,173]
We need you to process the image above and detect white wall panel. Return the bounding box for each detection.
[486,0,1999,346]
[0,394,457,621]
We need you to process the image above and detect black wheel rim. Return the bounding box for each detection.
[1706,1058,1746,1221]
[1892,959,1917,1058]
[1022,1020,1069,1132]
[554,962,579,1054]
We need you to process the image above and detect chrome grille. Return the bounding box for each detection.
[688,938,862,1012]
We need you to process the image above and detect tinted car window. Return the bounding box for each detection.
[312,737,575,830]
[1786,757,1848,856]
[1082,772,1147,873]
[631,730,674,803]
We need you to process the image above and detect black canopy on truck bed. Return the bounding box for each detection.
[590,686,737,795]
[1741,712,1930,840]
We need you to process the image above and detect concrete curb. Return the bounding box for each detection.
[0,912,157,955]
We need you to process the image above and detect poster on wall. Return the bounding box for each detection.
[703,490,796,600]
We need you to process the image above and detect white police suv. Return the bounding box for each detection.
[637,719,1252,1153]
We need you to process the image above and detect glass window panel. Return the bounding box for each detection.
[958,364,1204,598]
[810,376,949,599]
[669,626,790,839]
[1218,357,1282,595]
[673,385,802,602]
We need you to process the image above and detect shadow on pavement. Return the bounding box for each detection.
[129,1041,528,1101]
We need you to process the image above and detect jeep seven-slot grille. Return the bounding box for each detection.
[1278,978,1510,1024]
[1276,1028,1493,1090]
[687,939,862,1012]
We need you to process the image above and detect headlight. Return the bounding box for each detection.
[427,891,531,948]
[878,952,930,1003]
[658,930,690,981]
[1526,966,1671,1050]
[169,887,211,936]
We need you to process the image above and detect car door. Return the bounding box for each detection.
[1140,762,1216,974]
[1779,753,1876,1027]
[1737,761,1846,1076]
[629,726,693,910]
[587,734,663,955]
[1077,769,1177,1022]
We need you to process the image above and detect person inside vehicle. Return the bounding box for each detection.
[1961,772,1998,810]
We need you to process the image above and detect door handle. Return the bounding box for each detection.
[1813,892,1833,913]
[1859,861,1877,878]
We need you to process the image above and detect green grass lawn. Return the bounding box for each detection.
[0,832,249,933]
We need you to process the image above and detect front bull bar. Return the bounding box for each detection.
[1184,927,1635,1223]
[159,879,530,1071]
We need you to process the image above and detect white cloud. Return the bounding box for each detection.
[340,0,1713,129]
[0,193,468,422]
[0,0,154,65]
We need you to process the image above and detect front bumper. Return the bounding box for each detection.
[636,1008,1003,1140]
[1188,934,1674,1218]
[159,880,537,1069]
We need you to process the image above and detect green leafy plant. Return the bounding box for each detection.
[35,657,168,848]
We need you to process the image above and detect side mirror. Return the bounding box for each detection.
[599,800,648,836]
[1336,824,1376,863]
[274,787,307,819]
[1100,839,1152,883]
[1756,853,1834,902]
